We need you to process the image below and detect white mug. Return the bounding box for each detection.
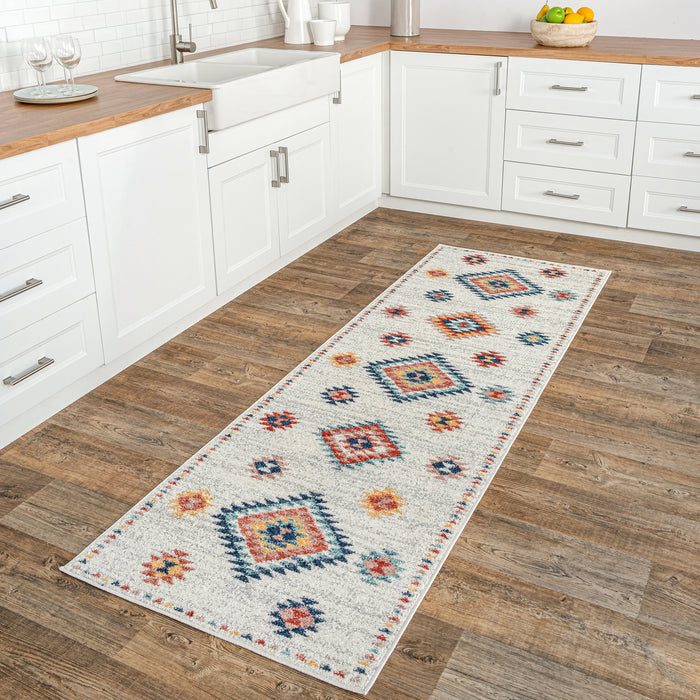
[318,1,351,41]
[309,19,336,46]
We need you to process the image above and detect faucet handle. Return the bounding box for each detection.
[188,23,193,42]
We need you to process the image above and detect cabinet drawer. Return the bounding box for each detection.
[0,140,85,249]
[502,162,630,227]
[506,58,640,120]
[505,110,635,175]
[629,176,700,237]
[0,295,103,425]
[0,219,95,339]
[638,65,700,126]
[633,122,700,182]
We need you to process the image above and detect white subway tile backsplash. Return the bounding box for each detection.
[0,0,287,93]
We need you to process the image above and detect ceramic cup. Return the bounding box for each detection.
[309,19,336,46]
[317,1,351,41]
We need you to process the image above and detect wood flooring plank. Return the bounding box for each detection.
[0,480,131,553]
[0,525,148,657]
[420,559,700,699]
[480,468,699,572]
[432,629,651,700]
[0,460,51,519]
[631,294,700,326]
[453,509,652,616]
[638,565,700,642]
[644,338,700,374]
[534,440,700,523]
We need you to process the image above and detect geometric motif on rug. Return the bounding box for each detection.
[212,492,352,583]
[319,421,403,469]
[365,353,474,403]
[270,597,325,638]
[455,269,544,300]
[429,312,498,340]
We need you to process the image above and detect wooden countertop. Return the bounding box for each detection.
[2,26,699,161]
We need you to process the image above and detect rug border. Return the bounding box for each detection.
[60,243,611,695]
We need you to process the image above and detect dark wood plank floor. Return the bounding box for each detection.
[1,208,699,699]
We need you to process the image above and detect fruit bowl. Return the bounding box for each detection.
[531,18,597,47]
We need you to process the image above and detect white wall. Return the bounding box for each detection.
[0,0,289,92]
[353,0,700,41]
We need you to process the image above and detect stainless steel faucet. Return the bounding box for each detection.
[169,0,218,64]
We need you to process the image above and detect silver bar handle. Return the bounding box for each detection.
[270,149,281,188]
[683,152,700,158]
[196,109,210,154]
[551,84,588,92]
[0,277,43,304]
[0,193,30,211]
[279,146,289,184]
[547,138,584,147]
[678,205,700,214]
[3,356,54,386]
[494,61,502,96]
[544,189,580,200]
[333,72,342,104]
[691,95,700,100]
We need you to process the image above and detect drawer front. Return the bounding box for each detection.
[0,140,85,249]
[502,161,631,227]
[505,110,635,175]
[0,219,95,339]
[629,176,700,237]
[638,65,700,126]
[506,58,641,120]
[633,122,700,182]
[0,295,104,424]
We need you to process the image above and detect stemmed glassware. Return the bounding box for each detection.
[21,37,53,97]
[52,35,81,95]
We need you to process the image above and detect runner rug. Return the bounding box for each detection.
[62,245,609,694]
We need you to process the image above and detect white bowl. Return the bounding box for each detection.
[318,1,351,41]
[530,19,598,47]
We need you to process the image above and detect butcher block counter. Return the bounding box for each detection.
[1,26,699,160]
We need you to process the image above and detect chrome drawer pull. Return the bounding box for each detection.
[0,277,43,304]
[0,193,30,210]
[544,189,580,200]
[547,138,584,147]
[3,356,54,386]
[494,61,503,96]
[683,152,700,158]
[196,110,210,154]
[270,149,281,188]
[691,94,700,100]
[279,146,290,184]
[678,205,700,214]
[551,84,588,92]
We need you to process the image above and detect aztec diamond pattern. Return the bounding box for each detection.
[366,353,474,403]
[456,269,544,300]
[213,492,352,583]
[319,421,403,469]
[62,245,609,695]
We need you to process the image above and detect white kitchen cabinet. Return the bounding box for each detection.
[390,51,506,210]
[278,124,331,255]
[79,106,216,363]
[209,123,331,294]
[628,176,700,237]
[330,53,382,221]
[638,65,700,126]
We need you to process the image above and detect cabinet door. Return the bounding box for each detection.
[278,124,331,255]
[79,107,215,362]
[390,51,506,209]
[209,148,280,295]
[330,54,382,221]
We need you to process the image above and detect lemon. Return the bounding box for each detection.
[564,6,574,13]
[563,12,584,22]
[536,4,549,20]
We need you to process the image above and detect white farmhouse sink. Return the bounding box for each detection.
[115,49,340,131]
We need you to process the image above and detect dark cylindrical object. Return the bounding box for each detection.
[391,0,420,36]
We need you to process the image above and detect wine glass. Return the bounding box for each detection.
[21,37,53,96]
[52,35,81,95]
